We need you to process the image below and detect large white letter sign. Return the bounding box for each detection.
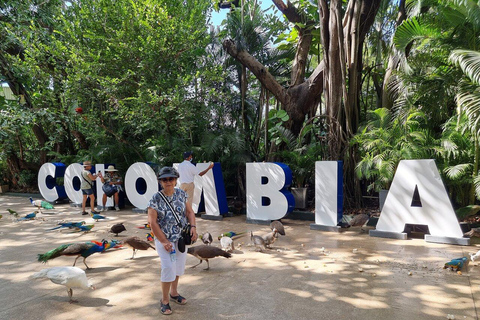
[370,159,469,245]
[64,163,85,205]
[310,161,343,231]
[246,162,295,221]
[191,162,228,218]
[38,162,67,202]
[125,162,159,210]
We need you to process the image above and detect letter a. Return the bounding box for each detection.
[371,159,468,245]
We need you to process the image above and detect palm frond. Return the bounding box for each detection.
[444,163,472,179]
[394,16,438,52]
[449,49,480,85]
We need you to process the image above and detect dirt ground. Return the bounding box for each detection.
[1,194,479,320]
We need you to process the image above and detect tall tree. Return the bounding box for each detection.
[222,0,381,154]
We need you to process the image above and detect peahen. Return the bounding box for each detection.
[250,231,266,251]
[30,266,94,303]
[109,223,126,236]
[122,236,155,259]
[270,220,286,236]
[37,240,108,269]
[187,245,232,270]
[29,197,54,210]
[200,232,213,245]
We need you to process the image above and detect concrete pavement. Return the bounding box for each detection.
[0,194,479,320]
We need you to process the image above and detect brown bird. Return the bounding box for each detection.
[200,232,213,245]
[348,213,371,227]
[270,220,285,236]
[465,228,480,238]
[122,236,155,259]
[109,223,126,236]
[187,245,232,270]
[262,229,278,248]
[251,231,266,251]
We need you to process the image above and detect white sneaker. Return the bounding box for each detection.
[115,206,120,211]
[100,207,106,212]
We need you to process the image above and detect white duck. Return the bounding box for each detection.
[30,266,95,303]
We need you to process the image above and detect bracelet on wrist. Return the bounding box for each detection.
[190,225,196,228]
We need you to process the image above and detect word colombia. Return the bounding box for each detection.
[38,160,468,246]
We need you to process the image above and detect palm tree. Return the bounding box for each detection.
[448,49,480,204]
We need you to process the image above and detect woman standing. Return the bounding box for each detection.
[147,166,198,315]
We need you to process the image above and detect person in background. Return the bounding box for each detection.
[100,165,123,211]
[147,166,198,315]
[81,161,101,216]
[177,151,214,206]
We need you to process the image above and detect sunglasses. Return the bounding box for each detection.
[160,177,176,182]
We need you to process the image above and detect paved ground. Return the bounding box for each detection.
[0,194,479,320]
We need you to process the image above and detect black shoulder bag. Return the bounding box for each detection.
[158,191,193,253]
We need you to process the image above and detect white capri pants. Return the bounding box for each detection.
[155,238,188,282]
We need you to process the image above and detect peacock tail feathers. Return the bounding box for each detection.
[41,201,54,209]
[37,244,72,262]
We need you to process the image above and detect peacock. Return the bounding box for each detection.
[37,240,108,269]
[217,231,246,240]
[29,197,54,210]
[47,221,86,231]
[219,235,234,252]
[30,266,94,303]
[91,239,122,252]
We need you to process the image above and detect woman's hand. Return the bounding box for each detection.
[190,227,198,242]
[162,241,174,252]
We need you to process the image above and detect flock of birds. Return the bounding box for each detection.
[10,197,480,306]
[4,197,289,303]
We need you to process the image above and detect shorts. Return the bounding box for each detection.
[82,189,94,195]
[155,238,187,282]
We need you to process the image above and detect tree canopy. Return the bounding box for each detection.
[2,0,480,210]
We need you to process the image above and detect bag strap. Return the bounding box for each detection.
[81,172,94,189]
[158,191,183,226]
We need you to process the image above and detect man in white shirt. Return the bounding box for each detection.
[177,151,214,206]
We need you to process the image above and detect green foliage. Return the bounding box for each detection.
[352,108,438,192]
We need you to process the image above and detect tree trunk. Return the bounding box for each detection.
[32,123,48,164]
[382,0,406,109]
